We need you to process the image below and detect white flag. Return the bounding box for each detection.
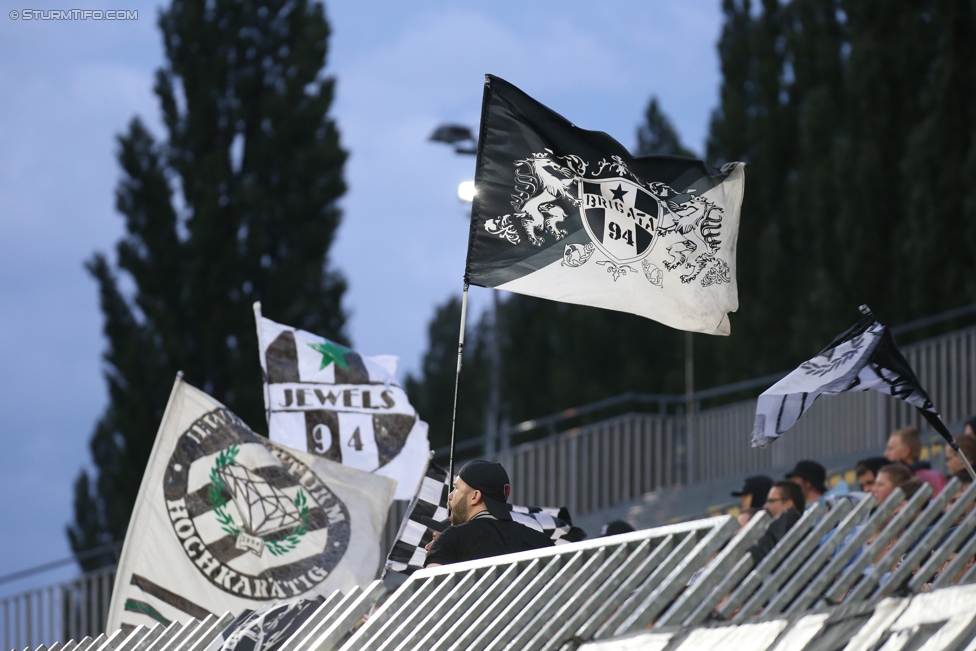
[254,305,429,500]
[106,377,396,632]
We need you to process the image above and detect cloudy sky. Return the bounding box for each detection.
[0,0,723,592]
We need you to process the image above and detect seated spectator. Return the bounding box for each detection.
[945,469,975,525]
[730,475,773,510]
[872,463,913,506]
[946,433,976,480]
[899,477,927,500]
[747,481,804,563]
[599,520,635,537]
[737,507,759,533]
[885,425,946,494]
[786,460,828,510]
[966,416,976,438]
[855,457,889,492]
[885,425,919,465]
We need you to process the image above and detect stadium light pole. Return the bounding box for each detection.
[429,124,505,457]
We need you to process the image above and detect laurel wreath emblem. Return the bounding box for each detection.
[208,444,311,557]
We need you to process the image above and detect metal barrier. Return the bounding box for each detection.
[488,324,976,514]
[2,566,115,651]
[19,487,976,651]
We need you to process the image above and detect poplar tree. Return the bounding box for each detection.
[900,0,976,317]
[703,0,798,384]
[68,0,348,570]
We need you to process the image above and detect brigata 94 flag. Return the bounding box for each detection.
[106,377,395,633]
[254,305,429,500]
[465,75,746,335]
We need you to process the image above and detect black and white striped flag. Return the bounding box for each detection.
[385,458,586,575]
[253,305,430,500]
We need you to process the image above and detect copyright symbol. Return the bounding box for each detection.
[9,10,19,19]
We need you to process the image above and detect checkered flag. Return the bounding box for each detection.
[385,457,451,575]
[510,505,587,545]
[385,458,586,575]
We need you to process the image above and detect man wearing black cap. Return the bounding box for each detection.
[785,460,828,510]
[424,460,554,568]
[731,475,773,510]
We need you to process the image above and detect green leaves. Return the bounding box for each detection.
[262,490,310,556]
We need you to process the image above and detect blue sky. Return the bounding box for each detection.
[0,0,723,592]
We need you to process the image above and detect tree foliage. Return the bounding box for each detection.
[69,0,348,570]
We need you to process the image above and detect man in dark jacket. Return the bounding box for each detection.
[747,480,805,563]
[424,460,554,568]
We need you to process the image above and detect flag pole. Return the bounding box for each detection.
[448,283,470,481]
[253,302,272,433]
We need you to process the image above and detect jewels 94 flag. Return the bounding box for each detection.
[752,308,956,449]
[254,305,429,500]
[466,75,746,335]
[106,377,396,633]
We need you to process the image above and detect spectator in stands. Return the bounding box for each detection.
[737,507,758,533]
[946,433,976,480]
[945,468,974,525]
[599,520,635,537]
[872,463,913,505]
[855,457,890,492]
[885,425,919,465]
[899,477,927,501]
[966,416,976,438]
[424,460,553,568]
[730,475,773,510]
[785,461,828,510]
[747,481,805,563]
[885,425,946,494]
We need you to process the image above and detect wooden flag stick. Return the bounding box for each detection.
[448,283,470,482]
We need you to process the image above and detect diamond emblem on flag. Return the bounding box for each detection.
[218,465,304,537]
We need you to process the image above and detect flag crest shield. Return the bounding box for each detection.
[578,177,659,264]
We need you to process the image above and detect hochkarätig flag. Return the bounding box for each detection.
[465,75,746,335]
[106,377,396,632]
[254,305,429,500]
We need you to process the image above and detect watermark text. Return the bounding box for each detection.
[9,9,138,20]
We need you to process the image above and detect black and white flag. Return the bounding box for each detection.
[206,596,323,651]
[465,75,745,335]
[385,458,586,575]
[254,305,429,500]
[106,377,395,632]
[753,309,958,449]
[384,458,451,574]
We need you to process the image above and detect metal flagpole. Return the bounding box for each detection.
[448,283,470,481]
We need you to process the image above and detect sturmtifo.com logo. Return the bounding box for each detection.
[163,408,350,599]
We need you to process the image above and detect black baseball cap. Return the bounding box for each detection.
[730,475,773,507]
[458,460,512,520]
[785,460,827,493]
